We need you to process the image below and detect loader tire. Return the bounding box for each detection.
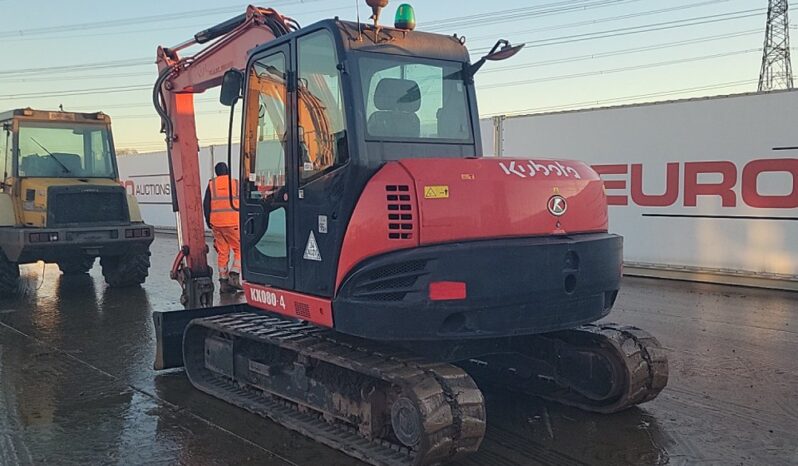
[101,250,150,288]
[58,257,95,275]
[0,252,20,297]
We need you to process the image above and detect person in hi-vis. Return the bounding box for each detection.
[203,162,242,294]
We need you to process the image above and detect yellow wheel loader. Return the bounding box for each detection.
[0,108,153,296]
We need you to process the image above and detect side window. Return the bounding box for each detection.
[244,53,288,200]
[0,124,9,184]
[242,51,290,276]
[89,129,113,177]
[297,30,347,183]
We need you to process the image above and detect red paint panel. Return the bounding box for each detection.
[335,163,419,289]
[400,158,608,246]
[244,281,333,328]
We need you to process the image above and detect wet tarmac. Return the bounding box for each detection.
[1,234,797,465]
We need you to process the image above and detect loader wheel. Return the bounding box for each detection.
[0,252,20,297]
[58,257,95,275]
[101,250,151,288]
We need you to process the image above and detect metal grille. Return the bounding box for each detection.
[50,191,127,226]
[386,185,414,240]
[294,302,311,319]
[350,260,428,302]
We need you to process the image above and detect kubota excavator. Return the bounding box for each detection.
[152,3,669,465]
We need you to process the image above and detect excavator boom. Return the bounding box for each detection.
[153,6,296,307]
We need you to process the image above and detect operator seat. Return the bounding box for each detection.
[367,78,421,138]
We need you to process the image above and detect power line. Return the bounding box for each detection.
[482,79,757,116]
[0,85,151,100]
[479,48,760,90]
[483,29,761,74]
[424,0,642,31]
[2,4,350,43]
[467,0,734,42]
[468,7,765,54]
[0,0,323,39]
[0,0,647,77]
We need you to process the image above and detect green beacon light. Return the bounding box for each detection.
[395,4,416,31]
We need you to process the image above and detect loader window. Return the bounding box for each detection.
[17,122,115,178]
[297,30,348,183]
[359,55,471,142]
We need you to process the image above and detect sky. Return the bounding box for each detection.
[0,0,779,153]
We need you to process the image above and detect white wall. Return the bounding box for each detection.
[497,90,798,279]
[117,144,240,229]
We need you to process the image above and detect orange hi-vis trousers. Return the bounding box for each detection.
[212,226,241,279]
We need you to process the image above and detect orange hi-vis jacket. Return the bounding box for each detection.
[208,175,240,228]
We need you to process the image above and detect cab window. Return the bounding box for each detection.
[297,30,348,183]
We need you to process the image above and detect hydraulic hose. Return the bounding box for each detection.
[153,67,179,212]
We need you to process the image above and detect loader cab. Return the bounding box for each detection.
[232,19,484,297]
[1,109,118,184]
[0,109,127,229]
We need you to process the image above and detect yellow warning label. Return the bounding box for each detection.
[424,185,450,199]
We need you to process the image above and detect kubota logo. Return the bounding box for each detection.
[499,160,582,179]
[547,195,568,216]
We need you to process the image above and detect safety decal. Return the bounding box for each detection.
[424,185,449,199]
[318,215,328,234]
[303,231,322,261]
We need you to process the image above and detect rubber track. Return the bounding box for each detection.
[467,323,668,414]
[101,251,150,288]
[185,312,486,466]
[530,323,669,413]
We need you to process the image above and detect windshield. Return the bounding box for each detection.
[358,54,472,142]
[17,122,115,178]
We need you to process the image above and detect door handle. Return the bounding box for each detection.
[244,216,255,235]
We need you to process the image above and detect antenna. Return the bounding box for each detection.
[759,0,794,91]
[356,0,362,40]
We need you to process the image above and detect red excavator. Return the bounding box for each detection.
[152,3,668,464]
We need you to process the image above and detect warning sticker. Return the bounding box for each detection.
[424,185,449,199]
[303,231,322,261]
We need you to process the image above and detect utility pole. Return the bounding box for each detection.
[759,0,794,91]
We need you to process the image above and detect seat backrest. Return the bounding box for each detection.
[367,78,422,138]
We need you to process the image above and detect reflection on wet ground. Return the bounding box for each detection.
[1,234,796,465]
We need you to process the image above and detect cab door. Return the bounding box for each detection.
[240,44,296,290]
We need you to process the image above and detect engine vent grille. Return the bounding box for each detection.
[349,260,428,302]
[294,302,311,319]
[386,185,414,240]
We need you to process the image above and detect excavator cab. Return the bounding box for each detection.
[227,20,484,299]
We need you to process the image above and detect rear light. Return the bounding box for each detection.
[429,281,467,301]
[125,228,151,238]
[29,232,59,243]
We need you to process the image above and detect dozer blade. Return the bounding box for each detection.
[182,311,486,466]
[465,323,669,413]
[153,304,246,370]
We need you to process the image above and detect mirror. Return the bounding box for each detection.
[469,39,525,76]
[220,69,244,106]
